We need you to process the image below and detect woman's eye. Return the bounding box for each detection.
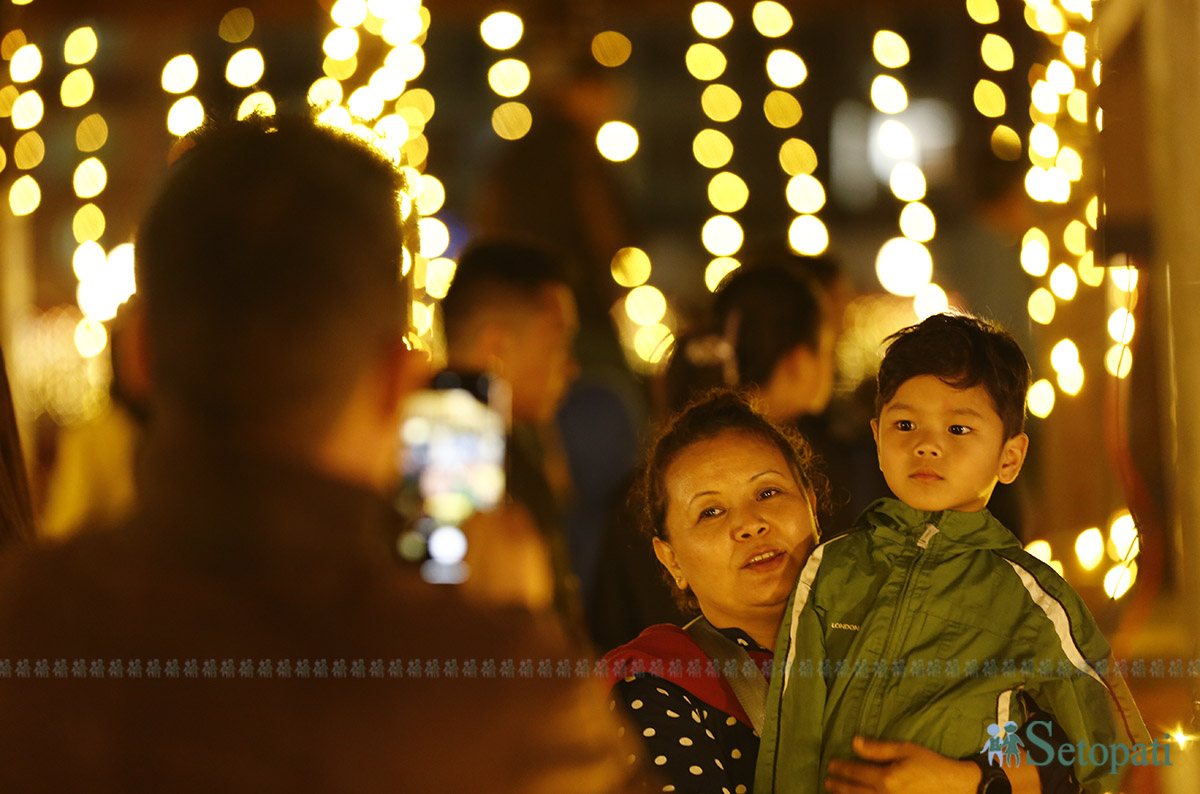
[896,420,914,431]
[757,488,780,500]
[698,507,722,520]
[949,425,971,435]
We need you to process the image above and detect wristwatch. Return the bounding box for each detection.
[972,757,1013,794]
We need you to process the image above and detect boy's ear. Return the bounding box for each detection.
[997,432,1029,484]
[652,537,686,591]
[870,418,881,462]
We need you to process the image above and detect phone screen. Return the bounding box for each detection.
[396,374,507,584]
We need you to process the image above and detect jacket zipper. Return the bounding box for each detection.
[854,521,940,738]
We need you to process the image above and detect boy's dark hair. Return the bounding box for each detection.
[634,388,827,612]
[135,114,413,446]
[875,313,1031,439]
[440,238,569,350]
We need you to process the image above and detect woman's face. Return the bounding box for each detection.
[654,430,818,633]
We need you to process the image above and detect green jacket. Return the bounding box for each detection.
[755,498,1149,794]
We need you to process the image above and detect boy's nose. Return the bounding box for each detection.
[914,438,941,457]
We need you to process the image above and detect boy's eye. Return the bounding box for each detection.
[895,420,914,431]
[949,425,971,435]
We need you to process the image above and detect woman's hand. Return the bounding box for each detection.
[824,737,982,794]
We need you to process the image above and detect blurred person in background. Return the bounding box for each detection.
[0,345,34,553]
[439,238,585,634]
[0,116,647,794]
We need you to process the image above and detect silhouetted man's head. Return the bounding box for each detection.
[135,116,416,455]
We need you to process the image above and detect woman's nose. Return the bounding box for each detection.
[734,508,769,539]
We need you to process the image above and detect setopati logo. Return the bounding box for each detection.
[983,721,1174,774]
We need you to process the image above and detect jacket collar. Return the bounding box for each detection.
[855,497,1020,550]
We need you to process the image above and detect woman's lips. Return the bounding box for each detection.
[743,550,786,570]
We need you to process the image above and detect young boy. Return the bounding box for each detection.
[755,313,1149,794]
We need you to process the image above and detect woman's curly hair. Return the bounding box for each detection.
[631,388,828,613]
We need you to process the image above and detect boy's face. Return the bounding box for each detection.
[871,375,1028,513]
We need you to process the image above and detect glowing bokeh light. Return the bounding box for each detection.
[625,285,667,325]
[708,171,749,212]
[702,215,744,257]
[1111,266,1138,292]
[13,130,42,169]
[417,217,450,259]
[592,31,631,67]
[967,0,1000,25]
[611,247,652,288]
[763,91,802,128]
[324,27,360,60]
[237,91,275,120]
[1050,264,1078,300]
[488,59,530,98]
[889,162,926,201]
[73,203,105,243]
[1027,288,1056,325]
[480,12,523,50]
[779,138,817,175]
[1025,540,1052,563]
[61,69,94,108]
[991,125,1022,161]
[492,102,532,140]
[973,79,1005,118]
[1108,308,1135,344]
[74,317,108,358]
[1103,562,1136,599]
[167,96,204,136]
[8,174,39,215]
[1063,31,1086,66]
[701,84,741,121]
[785,174,825,214]
[1031,81,1060,114]
[871,75,907,114]
[219,8,255,43]
[64,27,98,65]
[424,258,457,300]
[686,43,727,80]
[1050,339,1080,373]
[872,30,909,68]
[596,121,639,162]
[9,44,40,83]
[878,119,914,159]
[875,237,933,296]
[981,34,1013,71]
[162,56,199,95]
[11,90,42,130]
[705,257,740,292]
[694,129,734,169]
[331,0,369,28]
[692,2,734,39]
[899,202,936,242]
[1075,528,1104,569]
[752,2,793,37]
[914,283,949,320]
[634,323,673,364]
[73,157,107,199]
[1028,379,1055,418]
[1105,345,1133,379]
[1057,364,1084,396]
[1047,60,1075,94]
[788,216,829,256]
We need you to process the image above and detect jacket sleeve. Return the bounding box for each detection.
[754,548,829,794]
[1001,555,1151,794]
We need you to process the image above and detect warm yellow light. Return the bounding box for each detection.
[1063,31,1086,66]
[1105,344,1133,379]
[1075,528,1104,569]
[219,8,255,43]
[76,113,108,153]
[74,317,108,359]
[13,130,42,169]
[693,129,734,169]
[1077,251,1103,287]
[752,2,792,37]
[331,0,369,28]
[10,44,40,83]
[889,162,926,202]
[423,258,457,300]
[1030,123,1059,158]
[1107,307,1135,345]
[324,27,360,60]
[870,75,907,114]
[397,88,436,123]
[875,237,932,296]
[1093,60,1102,85]
[596,121,639,162]
[480,12,523,50]
[237,91,275,120]
[1032,81,1060,114]
[991,125,1022,161]
[11,90,42,130]
[872,30,909,69]
[1021,229,1050,274]
[913,283,949,320]
[307,77,343,109]
[686,43,727,80]
[1050,339,1080,374]
[411,301,432,335]
[64,27,98,65]
[705,257,740,292]
[625,285,667,326]
[492,102,532,140]
[634,323,673,364]
[877,120,914,159]
[788,216,829,256]
[1046,60,1075,94]
[899,202,936,242]
[375,114,410,143]
[966,0,1000,25]
[382,11,424,47]
[323,55,357,81]
[61,69,94,108]
[0,85,18,118]
[972,79,1005,118]
[368,66,407,101]
[8,174,39,216]
[1111,266,1138,292]
[1109,511,1140,560]
[702,215,744,257]
[708,171,749,212]
[73,242,105,281]
[1027,288,1056,325]
[1025,167,1050,202]
[401,134,429,169]
[701,84,741,122]
[417,217,450,259]
[1035,5,1066,34]
[1028,378,1055,418]
[611,247,652,288]
[1050,264,1078,300]
[1067,90,1088,123]
[1046,167,1071,203]
[1056,147,1083,183]
[1057,364,1084,395]
[692,2,734,39]
[1060,221,1086,257]
[73,203,105,243]
[592,31,631,67]
[226,48,265,88]
[1103,562,1136,599]
[1025,540,1052,563]
[981,34,1013,71]
[415,173,445,215]
[763,91,802,128]
[167,95,204,137]
[488,59,530,98]
[73,157,106,199]
[786,174,825,214]
[317,105,353,132]
[779,138,817,175]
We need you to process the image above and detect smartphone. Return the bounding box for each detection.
[395,371,508,584]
